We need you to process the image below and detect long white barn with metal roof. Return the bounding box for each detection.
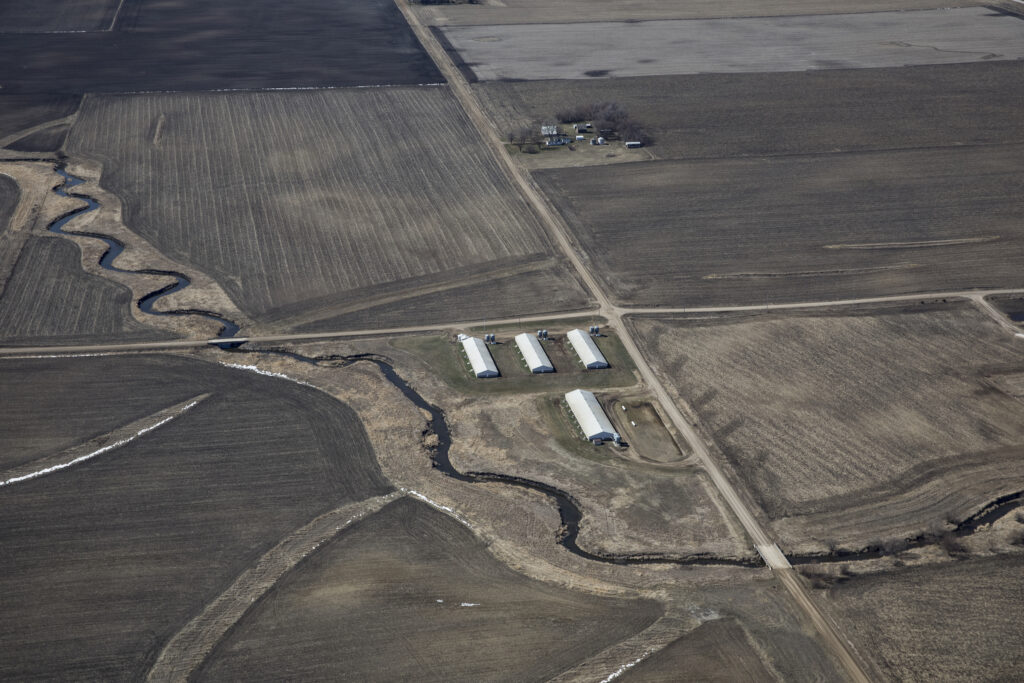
[459,335,499,378]
[566,329,609,369]
[565,389,618,442]
[515,333,554,373]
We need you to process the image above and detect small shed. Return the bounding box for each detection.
[567,329,609,369]
[459,334,499,378]
[515,333,554,373]
[565,389,618,442]
[625,141,644,149]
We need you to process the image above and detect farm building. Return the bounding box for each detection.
[459,334,499,378]
[565,389,619,442]
[515,333,554,373]
[567,329,609,369]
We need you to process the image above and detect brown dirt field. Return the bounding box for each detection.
[0,95,80,142]
[0,174,17,231]
[420,0,977,26]
[825,555,1024,681]
[539,144,1024,307]
[195,496,662,682]
[65,88,587,327]
[0,235,168,346]
[0,354,390,681]
[475,61,1024,163]
[619,618,774,682]
[628,303,1024,550]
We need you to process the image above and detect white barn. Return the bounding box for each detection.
[565,389,618,442]
[459,335,499,378]
[566,329,609,369]
[515,333,554,373]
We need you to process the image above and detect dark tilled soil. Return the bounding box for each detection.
[0,0,119,33]
[0,0,440,93]
[196,496,662,682]
[0,236,169,347]
[538,144,1024,307]
[0,95,80,143]
[0,354,390,681]
[0,174,17,229]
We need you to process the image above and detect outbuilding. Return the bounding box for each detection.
[566,328,609,369]
[515,333,554,373]
[565,389,618,442]
[459,334,499,378]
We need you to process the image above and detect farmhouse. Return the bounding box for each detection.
[515,333,554,373]
[565,389,619,442]
[567,329,609,369]
[459,334,499,378]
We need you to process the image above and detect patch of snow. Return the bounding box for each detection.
[459,603,480,607]
[401,488,473,528]
[220,362,316,388]
[600,650,654,683]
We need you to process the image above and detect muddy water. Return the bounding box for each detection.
[49,166,240,338]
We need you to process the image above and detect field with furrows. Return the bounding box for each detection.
[66,88,578,324]
[0,0,439,94]
[619,619,773,682]
[196,497,662,682]
[538,144,1024,307]
[628,304,1024,535]
[475,61,1024,162]
[0,95,80,145]
[826,555,1024,680]
[0,354,390,680]
[422,0,976,26]
[0,236,168,346]
[0,174,16,229]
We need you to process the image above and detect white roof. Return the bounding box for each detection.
[515,333,554,373]
[565,389,617,441]
[461,336,499,377]
[566,329,609,369]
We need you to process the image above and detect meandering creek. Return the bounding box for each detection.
[48,166,1023,569]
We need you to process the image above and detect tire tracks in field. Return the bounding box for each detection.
[146,492,403,683]
[48,165,241,338]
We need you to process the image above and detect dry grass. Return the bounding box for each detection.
[826,555,1024,680]
[196,497,662,681]
[629,303,1024,545]
[66,88,586,326]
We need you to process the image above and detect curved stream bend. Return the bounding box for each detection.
[49,166,240,338]
[232,346,762,568]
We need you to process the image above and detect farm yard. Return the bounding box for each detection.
[474,61,1024,162]
[0,236,168,346]
[627,303,1024,550]
[0,0,440,93]
[440,8,1024,81]
[825,556,1024,680]
[538,144,1024,307]
[65,87,588,328]
[196,497,662,682]
[0,354,390,680]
